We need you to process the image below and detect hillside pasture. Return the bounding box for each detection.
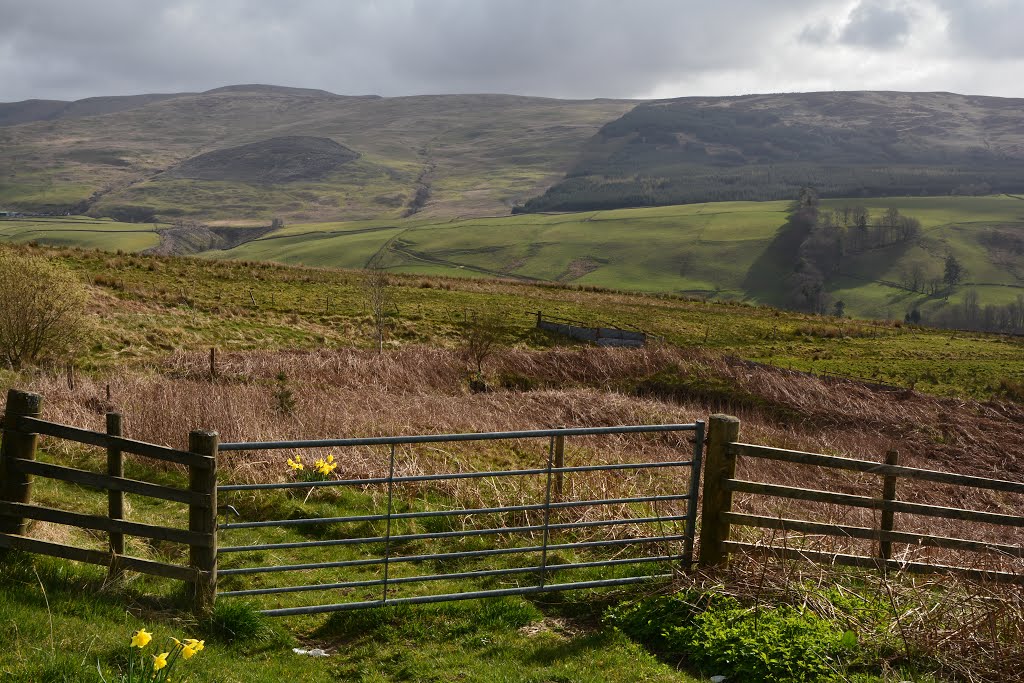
[0,216,161,251]
[215,195,1024,321]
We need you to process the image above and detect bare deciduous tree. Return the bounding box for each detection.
[0,250,89,368]
[461,310,507,378]
[362,265,394,353]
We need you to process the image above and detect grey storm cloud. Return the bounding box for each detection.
[936,0,1024,59]
[0,0,1021,103]
[839,1,913,49]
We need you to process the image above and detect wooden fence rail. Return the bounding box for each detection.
[0,389,218,614]
[698,414,1024,583]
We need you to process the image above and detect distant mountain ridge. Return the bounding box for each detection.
[0,84,365,127]
[0,85,634,221]
[2,86,1023,222]
[0,93,189,126]
[520,91,1024,212]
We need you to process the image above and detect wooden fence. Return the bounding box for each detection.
[3,392,1022,619]
[0,389,219,614]
[698,414,1024,582]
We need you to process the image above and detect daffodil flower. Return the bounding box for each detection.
[130,628,152,648]
[152,652,169,670]
[184,638,205,652]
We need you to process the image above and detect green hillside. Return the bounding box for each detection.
[213,195,1024,321]
[0,216,161,251]
[4,195,1022,324]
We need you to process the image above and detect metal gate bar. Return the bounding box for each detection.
[220,515,690,553]
[217,423,701,451]
[218,459,690,492]
[220,494,691,530]
[219,534,690,576]
[220,555,677,597]
[217,422,704,614]
[259,575,672,617]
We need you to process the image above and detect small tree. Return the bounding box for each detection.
[461,311,507,378]
[943,254,964,288]
[0,250,88,368]
[361,265,394,353]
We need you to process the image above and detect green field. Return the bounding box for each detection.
[0,242,1012,398]
[216,195,1024,320]
[0,216,162,251]
[4,195,1023,323]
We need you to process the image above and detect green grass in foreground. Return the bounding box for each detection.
[0,442,701,683]
[0,551,694,683]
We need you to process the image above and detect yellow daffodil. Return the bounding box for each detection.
[153,652,169,670]
[184,638,205,651]
[287,455,304,471]
[182,643,198,659]
[130,628,152,648]
[314,456,337,476]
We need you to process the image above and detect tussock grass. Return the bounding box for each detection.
[15,344,1024,575]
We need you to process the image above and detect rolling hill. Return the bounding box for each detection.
[5,88,1024,224]
[521,92,1024,212]
[5,194,1021,325]
[1,86,1022,328]
[0,85,635,222]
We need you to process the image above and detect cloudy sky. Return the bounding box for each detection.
[1,0,1021,103]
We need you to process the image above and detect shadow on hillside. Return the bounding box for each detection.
[740,204,804,306]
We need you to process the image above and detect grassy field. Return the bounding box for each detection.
[2,338,1022,681]
[5,194,1015,323]
[0,216,162,251]
[0,238,1022,680]
[235,195,1021,321]
[0,241,1014,401]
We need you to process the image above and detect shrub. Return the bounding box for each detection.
[0,250,89,368]
[605,590,856,682]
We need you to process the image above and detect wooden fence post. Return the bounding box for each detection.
[188,430,218,616]
[698,414,741,567]
[879,449,899,562]
[0,389,43,537]
[553,429,565,502]
[106,413,124,580]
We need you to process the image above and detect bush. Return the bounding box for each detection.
[0,250,89,368]
[605,590,857,682]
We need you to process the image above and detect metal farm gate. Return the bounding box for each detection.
[215,423,704,616]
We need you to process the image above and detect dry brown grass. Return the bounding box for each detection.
[12,344,1024,572]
